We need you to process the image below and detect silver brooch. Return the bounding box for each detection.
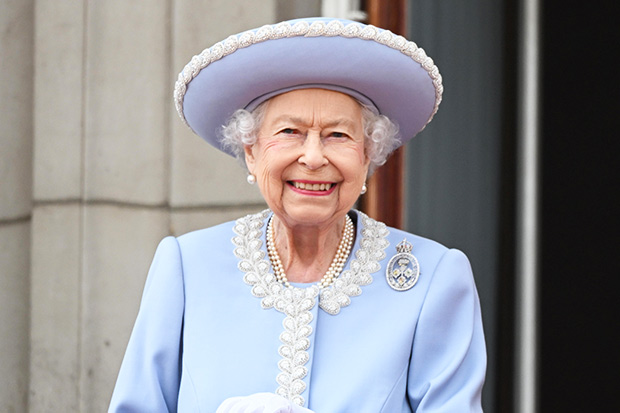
[386,239,420,291]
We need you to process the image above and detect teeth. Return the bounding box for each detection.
[293,182,332,191]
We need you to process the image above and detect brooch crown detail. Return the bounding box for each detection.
[396,239,413,254]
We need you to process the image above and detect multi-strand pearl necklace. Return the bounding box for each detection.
[266,214,355,289]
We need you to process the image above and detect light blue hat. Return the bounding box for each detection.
[174,17,443,156]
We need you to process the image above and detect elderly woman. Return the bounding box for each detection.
[109,17,486,412]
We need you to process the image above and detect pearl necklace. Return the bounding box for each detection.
[266,214,355,289]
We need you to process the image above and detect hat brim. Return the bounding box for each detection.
[175,18,442,157]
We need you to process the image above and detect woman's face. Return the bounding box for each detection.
[245,88,370,229]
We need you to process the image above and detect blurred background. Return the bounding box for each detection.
[1,0,617,411]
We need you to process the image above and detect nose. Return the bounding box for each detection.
[298,133,328,170]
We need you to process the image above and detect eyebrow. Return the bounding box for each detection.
[271,115,358,129]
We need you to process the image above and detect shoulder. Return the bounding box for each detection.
[177,219,236,245]
[169,211,270,275]
[175,210,266,251]
[354,210,473,294]
[387,226,471,275]
[385,224,448,256]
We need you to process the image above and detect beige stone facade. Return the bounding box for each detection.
[0,1,331,411]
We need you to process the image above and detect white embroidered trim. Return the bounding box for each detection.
[319,212,389,314]
[231,210,389,406]
[174,19,443,129]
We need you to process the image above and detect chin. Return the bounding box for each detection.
[278,204,349,228]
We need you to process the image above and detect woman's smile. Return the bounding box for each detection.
[288,180,337,195]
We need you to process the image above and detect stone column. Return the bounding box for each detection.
[29,0,87,410]
[29,0,275,411]
[0,1,34,412]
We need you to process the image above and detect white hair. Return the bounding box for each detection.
[220,98,400,175]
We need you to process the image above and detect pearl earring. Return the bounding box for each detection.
[246,174,256,185]
[361,183,367,195]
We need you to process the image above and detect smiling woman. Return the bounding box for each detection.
[246,89,368,231]
[109,17,486,413]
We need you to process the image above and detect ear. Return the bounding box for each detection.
[244,144,256,173]
[364,153,371,168]
[362,152,371,175]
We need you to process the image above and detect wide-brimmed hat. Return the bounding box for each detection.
[174,17,442,156]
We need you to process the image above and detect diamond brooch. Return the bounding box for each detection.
[385,239,420,291]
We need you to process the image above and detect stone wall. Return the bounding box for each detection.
[0,0,288,411]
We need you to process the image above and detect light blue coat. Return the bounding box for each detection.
[109,210,486,412]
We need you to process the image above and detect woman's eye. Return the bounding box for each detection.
[330,131,347,138]
[280,128,298,134]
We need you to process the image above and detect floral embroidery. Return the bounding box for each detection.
[319,213,389,314]
[231,210,389,406]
